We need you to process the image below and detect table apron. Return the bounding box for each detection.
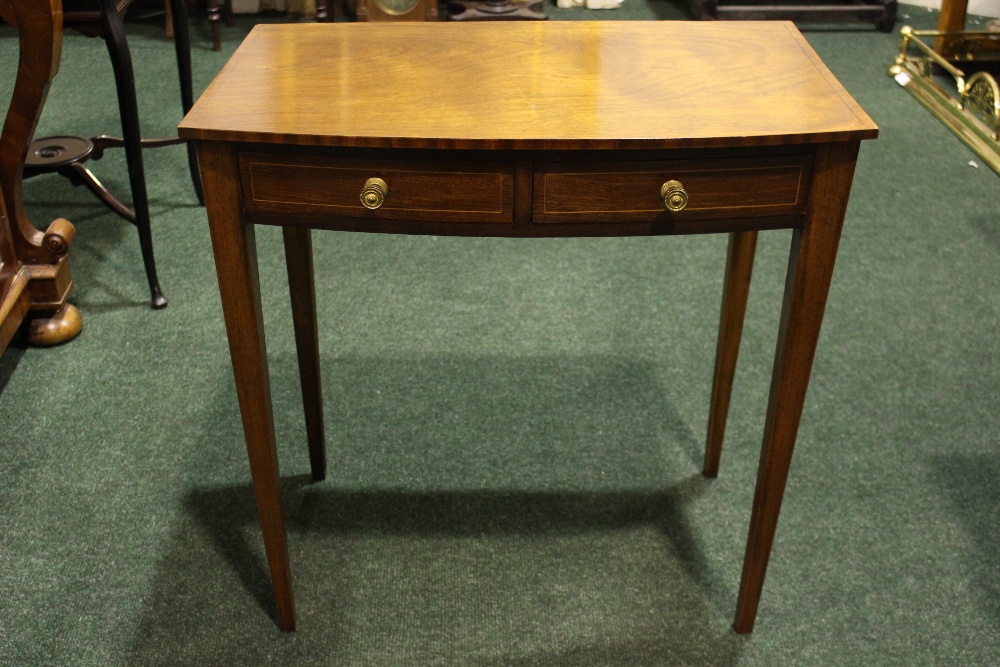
[237,150,815,236]
[242,209,808,236]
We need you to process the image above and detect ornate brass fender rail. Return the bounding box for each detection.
[889,26,1000,175]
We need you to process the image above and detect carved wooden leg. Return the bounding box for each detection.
[199,141,296,632]
[166,0,204,204]
[0,1,82,350]
[99,0,167,309]
[935,0,969,54]
[733,142,861,634]
[207,0,222,52]
[704,230,757,478]
[315,0,330,21]
[283,227,327,482]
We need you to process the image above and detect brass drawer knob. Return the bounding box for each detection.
[660,180,688,212]
[360,177,388,210]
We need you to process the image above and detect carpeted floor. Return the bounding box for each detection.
[1,4,998,666]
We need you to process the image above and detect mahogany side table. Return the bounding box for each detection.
[179,21,878,634]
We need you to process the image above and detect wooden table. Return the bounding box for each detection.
[179,21,877,634]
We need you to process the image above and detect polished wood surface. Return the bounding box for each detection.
[935,0,968,55]
[189,21,876,635]
[179,22,877,150]
[0,0,82,351]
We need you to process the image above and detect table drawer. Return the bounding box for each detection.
[532,156,812,224]
[240,154,514,223]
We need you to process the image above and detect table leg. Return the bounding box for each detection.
[733,141,861,634]
[283,227,327,481]
[935,0,969,55]
[704,230,757,478]
[199,142,297,632]
[207,0,221,52]
[166,0,204,205]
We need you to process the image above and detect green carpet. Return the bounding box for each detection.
[1,4,999,666]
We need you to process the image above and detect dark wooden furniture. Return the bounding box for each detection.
[0,0,82,351]
[205,0,233,51]
[20,0,205,309]
[179,21,877,634]
[689,0,897,32]
[933,0,1000,59]
[206,0,330,50]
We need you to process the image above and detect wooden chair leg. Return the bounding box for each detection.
[704,230,757,477]
[225,0,234,26]
[166,0,204,204]
[98,0,167,309]
[207,0,222,52]
[282,227,327,482]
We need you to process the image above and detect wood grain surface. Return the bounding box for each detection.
[179,21,878,150]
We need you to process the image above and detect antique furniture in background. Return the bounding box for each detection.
[206,0,234,51]
[889,24,1000,175]
[356,0,435,21]
[687,0,896,32]
[448,0,545,20]
[933,0,1000,57]
[180,20,877,634]
[0,0,82,350]
[19,0,205,309]
[207,0,330,48]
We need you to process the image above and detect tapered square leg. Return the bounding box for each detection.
[283,227,327,482]
[733,141,862,634]
[704,230,758,478]
[199,142,297,632]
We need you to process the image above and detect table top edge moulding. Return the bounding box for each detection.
[178,21,878,150]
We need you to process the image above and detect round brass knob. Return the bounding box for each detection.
[660,180,688,212]
[360,177,388,210]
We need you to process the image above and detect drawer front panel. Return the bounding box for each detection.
[240,154,513,223]
[533,156,811,224]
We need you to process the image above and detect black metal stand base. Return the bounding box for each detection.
[23,133,186,310]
